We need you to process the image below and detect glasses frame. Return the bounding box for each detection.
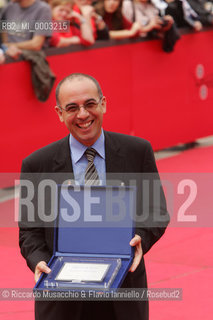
[58,97,103,114]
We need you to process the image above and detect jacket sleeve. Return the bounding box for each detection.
[19,159,52,272]
[135,141,170,255]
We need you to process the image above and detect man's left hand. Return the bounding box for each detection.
[129,234,143,272]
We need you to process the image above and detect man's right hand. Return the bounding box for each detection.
[34,261,51,283]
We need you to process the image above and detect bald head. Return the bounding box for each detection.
[56,73,103,106]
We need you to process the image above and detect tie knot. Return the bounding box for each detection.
[85,148,97,163]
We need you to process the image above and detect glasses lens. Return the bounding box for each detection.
[84,101,98,109]
[62,98,101,113]
[65,105,79,113]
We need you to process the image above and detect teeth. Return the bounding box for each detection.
[78,121,92,129]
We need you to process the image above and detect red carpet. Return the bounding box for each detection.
[0,145,212,319]
[146,145,213,319]
[156,144,213,173]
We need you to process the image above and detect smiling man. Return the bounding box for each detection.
[19,73,169,320]
[55,75,106,147]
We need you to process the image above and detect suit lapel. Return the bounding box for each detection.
[104,131,126,173]
[52,135,73,173]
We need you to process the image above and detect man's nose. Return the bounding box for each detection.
[76,106,89,118]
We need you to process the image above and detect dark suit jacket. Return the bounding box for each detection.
[19,131,169,320]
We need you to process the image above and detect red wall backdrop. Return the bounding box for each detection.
[1,30,213,172]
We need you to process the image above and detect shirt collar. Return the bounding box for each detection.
[69,130,105,164]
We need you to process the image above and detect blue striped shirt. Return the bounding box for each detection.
[69,130,106,185]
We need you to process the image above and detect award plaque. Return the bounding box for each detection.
[34,185,136,292]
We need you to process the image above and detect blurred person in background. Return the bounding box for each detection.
[1,0,52,59]
[73,0,110,40]
[94,0,141,39]
[0,0,7,15]
[0,32,22,62]
[0,44,22,62]
[187,0,213,26]
[50,0,95,47]
[0,34,5,64]
[122,0,180,52]
[0,0,19,62]
[164,0,203,31]
[204,0,213,14]
[123,0,174,36]
[0,47,5,64]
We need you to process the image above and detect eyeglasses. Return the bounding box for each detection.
[59,97,102,114]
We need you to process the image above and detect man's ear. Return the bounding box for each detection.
[55,106,64,122]
[101,96,107,114]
